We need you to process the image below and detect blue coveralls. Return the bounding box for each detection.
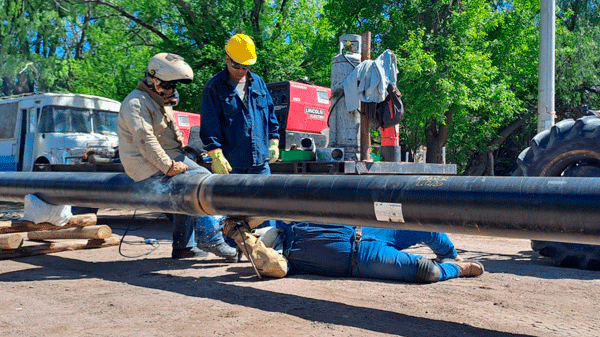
[274,222,461,283]
[196,67,279,242]
[199,67,279,173]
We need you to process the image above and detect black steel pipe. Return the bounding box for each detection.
[0,171,208,216]
[0,172,599,245]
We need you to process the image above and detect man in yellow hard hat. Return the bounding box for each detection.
[198,34,280,250]
[199,33,280,175]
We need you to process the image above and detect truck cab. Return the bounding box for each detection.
[0,93,120,171]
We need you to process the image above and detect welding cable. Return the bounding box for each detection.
[117,211,169,258]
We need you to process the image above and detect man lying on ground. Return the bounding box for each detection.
[223,220,484,283]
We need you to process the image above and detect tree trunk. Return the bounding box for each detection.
[463,112,535,176]
[425,109,453,163]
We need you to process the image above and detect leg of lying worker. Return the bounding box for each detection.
[361,227,458,260]
[352,239,460,283]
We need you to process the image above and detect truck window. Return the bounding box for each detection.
[92,110,118,135]
[38,106,92,133]
[0,102,18,139]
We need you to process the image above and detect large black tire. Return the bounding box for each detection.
[516,116,600,270]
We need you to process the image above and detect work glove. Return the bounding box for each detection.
[208,149,232,174]
[229,225,288,278]
[166,160,188,176]
[221,217,269,237]
[268,139,280,163]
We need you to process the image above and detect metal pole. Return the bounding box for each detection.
[538,0,556,133]
[1,172,600,245]
[360,31,372,161]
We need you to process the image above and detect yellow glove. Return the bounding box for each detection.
[208,149,232,174]
[268,139,280,163]
[166,160,188,176]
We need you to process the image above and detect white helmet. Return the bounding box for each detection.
[147,53,193,83]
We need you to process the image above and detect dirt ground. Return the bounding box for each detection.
[1,202,599,337]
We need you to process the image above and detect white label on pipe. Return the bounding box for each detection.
[374,202,405,223]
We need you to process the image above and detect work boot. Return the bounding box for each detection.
[199,242,238,263]
[171,247,209,259]
[454,260,485,277]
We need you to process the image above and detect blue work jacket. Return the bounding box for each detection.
[200,68,279,169]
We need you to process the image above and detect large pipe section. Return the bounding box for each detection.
[0,172,599,245]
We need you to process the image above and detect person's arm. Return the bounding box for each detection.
[200,85,224,152]
[264,85,280,163]
[265,87,279,141]
[122,98,174,174]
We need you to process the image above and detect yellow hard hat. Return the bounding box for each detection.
[225,34,257,66]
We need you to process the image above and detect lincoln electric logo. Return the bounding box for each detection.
[305,107,324,115]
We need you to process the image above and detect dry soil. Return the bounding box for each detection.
[1,203,599,337]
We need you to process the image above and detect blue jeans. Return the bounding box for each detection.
[231,162,271,174]
[194,215,228,247]
[352,229,461,282]
[171,155,226,250]
[361,228,458,260]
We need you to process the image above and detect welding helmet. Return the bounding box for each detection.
[147,53,193,84]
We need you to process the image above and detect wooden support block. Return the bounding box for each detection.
[1,214,99,235]
[0,233,23,249]
[0,235,121,259]
[67,213,97,227]
[28,225,112,241]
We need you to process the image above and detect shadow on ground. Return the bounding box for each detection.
[1,253,532,337]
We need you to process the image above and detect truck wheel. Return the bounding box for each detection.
[516,116,600,270]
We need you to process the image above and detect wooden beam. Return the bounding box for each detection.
[0,236,120,259]
[28,225,112,241]
[1,213,98,235]
[0,233,23,250]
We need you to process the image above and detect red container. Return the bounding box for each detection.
[172,110,201,146]
[267,81,331,149]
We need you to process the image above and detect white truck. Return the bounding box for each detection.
[0,93,120,171]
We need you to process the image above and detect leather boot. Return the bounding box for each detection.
[454,261,485,277]
[171,247,209,259]
[199,242,238,262]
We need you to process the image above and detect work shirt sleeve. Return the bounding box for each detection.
[266,90,279,140]
[122,98,173,174]
[200,85,224,152]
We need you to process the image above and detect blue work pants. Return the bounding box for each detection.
[352,230,461,282]
[231,162,271,175]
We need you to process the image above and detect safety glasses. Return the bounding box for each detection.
[230,59,251,71]
[159,81,177,90]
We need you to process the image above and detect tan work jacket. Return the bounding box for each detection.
[118,87,185,182]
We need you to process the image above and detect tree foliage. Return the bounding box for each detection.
[1,0,598,175]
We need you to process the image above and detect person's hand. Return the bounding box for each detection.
[208,149,232,174]
[268,139,280,163]
[166,160,188,176]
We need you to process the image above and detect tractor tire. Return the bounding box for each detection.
[516,116,600,270]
